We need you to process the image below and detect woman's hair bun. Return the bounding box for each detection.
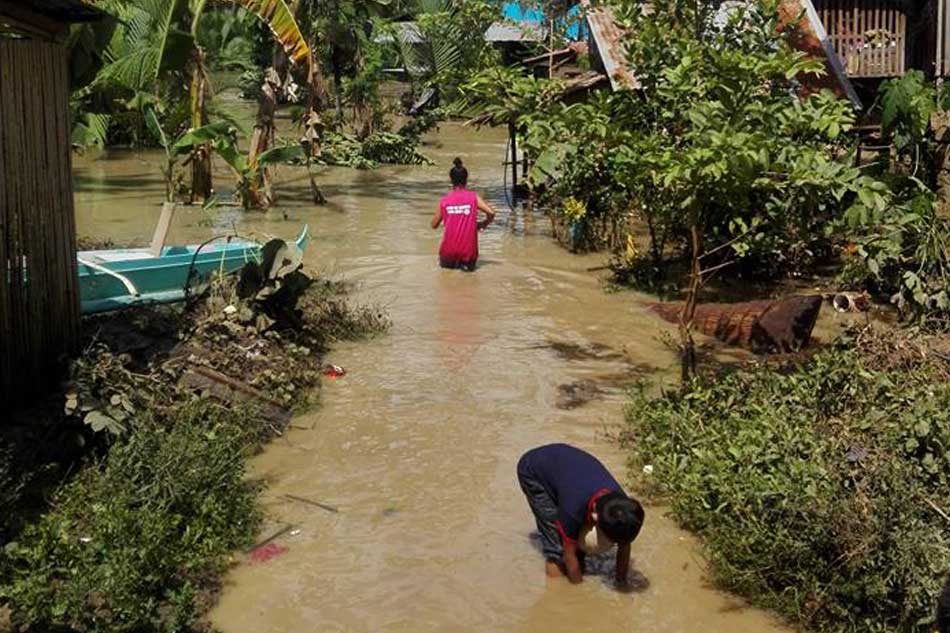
[453,157,463,168]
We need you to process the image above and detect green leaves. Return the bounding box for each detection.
[170,121,236,155]
[228,0,310,65]
[84,410,126,435]
[621,329,950,633]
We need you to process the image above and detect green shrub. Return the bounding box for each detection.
[1,401,262,633]
[621,330,950,632]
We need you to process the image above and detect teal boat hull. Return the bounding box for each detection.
[79,226,310,315]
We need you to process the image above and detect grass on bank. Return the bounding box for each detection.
[0,274,388,633]
[622,327,950,633]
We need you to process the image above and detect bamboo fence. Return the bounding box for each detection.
[815,0,906,77]
[0,36,81,407]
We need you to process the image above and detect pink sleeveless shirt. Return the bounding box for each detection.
[438,188,479,264]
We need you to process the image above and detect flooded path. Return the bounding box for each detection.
[75,124,791,633]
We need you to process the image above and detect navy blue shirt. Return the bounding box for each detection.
[518,443,622,543]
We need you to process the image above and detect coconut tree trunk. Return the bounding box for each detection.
[189,47,213,202]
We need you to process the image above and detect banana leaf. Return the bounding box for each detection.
[229,0,310,65]
[171,121,236,155]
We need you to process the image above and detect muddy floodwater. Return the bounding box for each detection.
[71,122,849,633]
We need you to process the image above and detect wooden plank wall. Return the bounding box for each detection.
[0,37,80,407]
[816,0,906,77]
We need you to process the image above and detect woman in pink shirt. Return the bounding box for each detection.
[431,158,495,271]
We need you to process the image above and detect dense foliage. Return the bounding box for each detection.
[837,72,950,325]
[468,0,872,273]
[1,402,262,632]
[622,328,950,633]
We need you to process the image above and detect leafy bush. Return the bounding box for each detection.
[317,131,432,169]
[621,329,950,632]
[838,73,950,325]
[841,185,950,324]
[238,68,264,101]
[0,443,25,542]
[1,402,262,633]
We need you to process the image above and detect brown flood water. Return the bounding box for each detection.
[72,122,854,633]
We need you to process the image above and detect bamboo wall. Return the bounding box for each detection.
[815,0,907,77]
[0,36,81,407]
[938,0,950,76]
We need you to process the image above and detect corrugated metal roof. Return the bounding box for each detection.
[583,1,639,91]
[778,0,863,109]
[484,21,547,43]
[374,21,425,45]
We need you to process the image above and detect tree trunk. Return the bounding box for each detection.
[247,46,289,209]
[331,49,344,123]
[679,221,702,385]
[302,53,328,204]
[189,47,212,203]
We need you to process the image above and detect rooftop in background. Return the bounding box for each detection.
[485,4,586,44]
[0,0,107,39]
[484,20,548,43]
[582,0,639,90]
[1,0,105,23]
[374,21,425,45]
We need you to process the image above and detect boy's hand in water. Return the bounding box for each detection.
[562,542,584,584]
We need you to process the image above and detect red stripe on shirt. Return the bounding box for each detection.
[555,520,576,546]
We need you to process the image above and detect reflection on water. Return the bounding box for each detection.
[72,123,817,633]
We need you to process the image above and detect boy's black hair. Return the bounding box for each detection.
[595,492,644,545]
[450,157,468,187]
[938,576,950,633]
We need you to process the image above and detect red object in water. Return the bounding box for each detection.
[322,364,346,379]
[248,542,288,563]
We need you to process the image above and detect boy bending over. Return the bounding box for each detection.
[517,443,644,586]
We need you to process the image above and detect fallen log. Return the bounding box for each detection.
[179,364,291,426]
[649,295,823,354]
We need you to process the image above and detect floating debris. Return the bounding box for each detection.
[248,542,288,563]
[649,295,823,353]
[322,364,347,379]
[556,380,604,409]
[282,494,339,514]
[832,292,870,313]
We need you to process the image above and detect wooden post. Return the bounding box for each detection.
[508,118,518,199]
[150,202,177,256]
[939,0,946,77]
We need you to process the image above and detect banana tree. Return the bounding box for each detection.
[82,0,310,202]
[189,0,311,201]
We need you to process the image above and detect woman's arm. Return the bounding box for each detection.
[431,205,442,229]
[476,194,495,230]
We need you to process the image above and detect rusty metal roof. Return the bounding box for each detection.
[583,1,639,91]
[780,0,863,110]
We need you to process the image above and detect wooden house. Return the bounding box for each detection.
[814,0,950,80]
[0,0,104,407]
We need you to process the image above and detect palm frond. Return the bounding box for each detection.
[93,0,192,92]
[71,112,112,148]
